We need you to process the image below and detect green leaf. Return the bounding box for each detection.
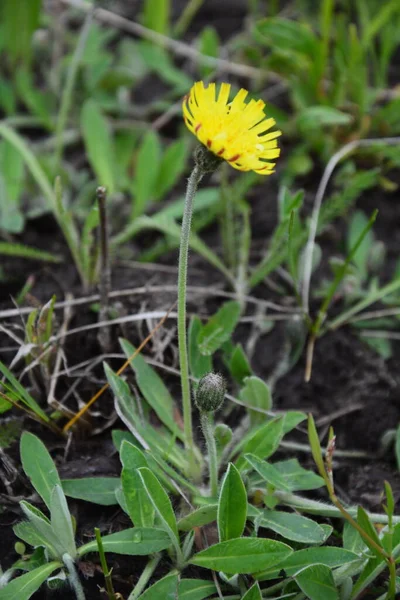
[20,432,61,510]
[0,139,24,233]
[198,26,220,78]
[15,69,54,130]
[307,415,326,482]
[0,243,59,263]
[1,0,42,64]
[294,564,339,600]
[342,521,367,555]
[239,376,272,426]
[81,99,115,194]
[154,139,187,200]
[0,561,62,600]
[357,506,384,558]
[0,123,56,214]
[255,547,359,581]
[178,579,217,600]
[246,455,291,491]
[347,210,373,281]
[271,458,325,491]
[257,510,326,544]
[190,537,292,574]
[282,411,307,434]
[228,343,252,384]
[178,504,218,532]
[253,17,317,57]
[105,363,184,471]
[19,501,63,559]
[218,463,247,542]
[119,338,184,441]
[133,130,162,217]
[137,572,178,599]
[13,521,54,552]
[137,467,179,543]
[62,477,119,506]
[235,417,284,471]
[242,582,262,600]
[198,301,241,356]
[78,527,171,557]
[120,441,155,528]
[142,0,170,34]
[297,106,352,131]
[50,485,76,558]
[189,316,212,380]
[0,362,50,421]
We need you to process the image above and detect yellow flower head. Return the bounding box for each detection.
[183,81,281,175]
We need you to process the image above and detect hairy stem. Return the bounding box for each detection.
[63,553,86,600]
[200,411,219,497]
[178,165,203,475]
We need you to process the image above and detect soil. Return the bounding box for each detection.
[1,2,400,599]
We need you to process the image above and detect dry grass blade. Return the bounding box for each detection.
[62,301,177,432]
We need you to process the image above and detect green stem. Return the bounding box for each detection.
[63,553,86,600]
[95,528,116,600]
[200,411,219,497]
[387,557,397,600]
[178,165,203,474]
[128,555,161,600]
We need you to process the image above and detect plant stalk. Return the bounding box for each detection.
[63,553,86,600]
[178,165,203,476]
[200,411,219,497]
[95,528,117,600]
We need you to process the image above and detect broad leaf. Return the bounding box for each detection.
[197,301,241,356]
[257,510,326,544]
[239,376,272,426]
[271,458,324,491]
[0,562,62,600]
[120,441,154,528]
[62,477,119,506]
[78,527,171,557]
[246,454,291,491]
[188,316,212,380]
[255,547,359,581]
[137,468,179,544]
[178,578,217,600]
[242,582,262,600]
[137,573,178,599]
[50,485,76,558]
[295,564,339,600]
[218,463,247,542]
[235,417,284,471]
[120,338,184,441]
[178,505,218,532]
[190,538,292,574]
[20,433,61,510]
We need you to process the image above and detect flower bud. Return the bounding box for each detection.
[195,372,226,412]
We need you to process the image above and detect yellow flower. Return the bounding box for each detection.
[183,81,281,175]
